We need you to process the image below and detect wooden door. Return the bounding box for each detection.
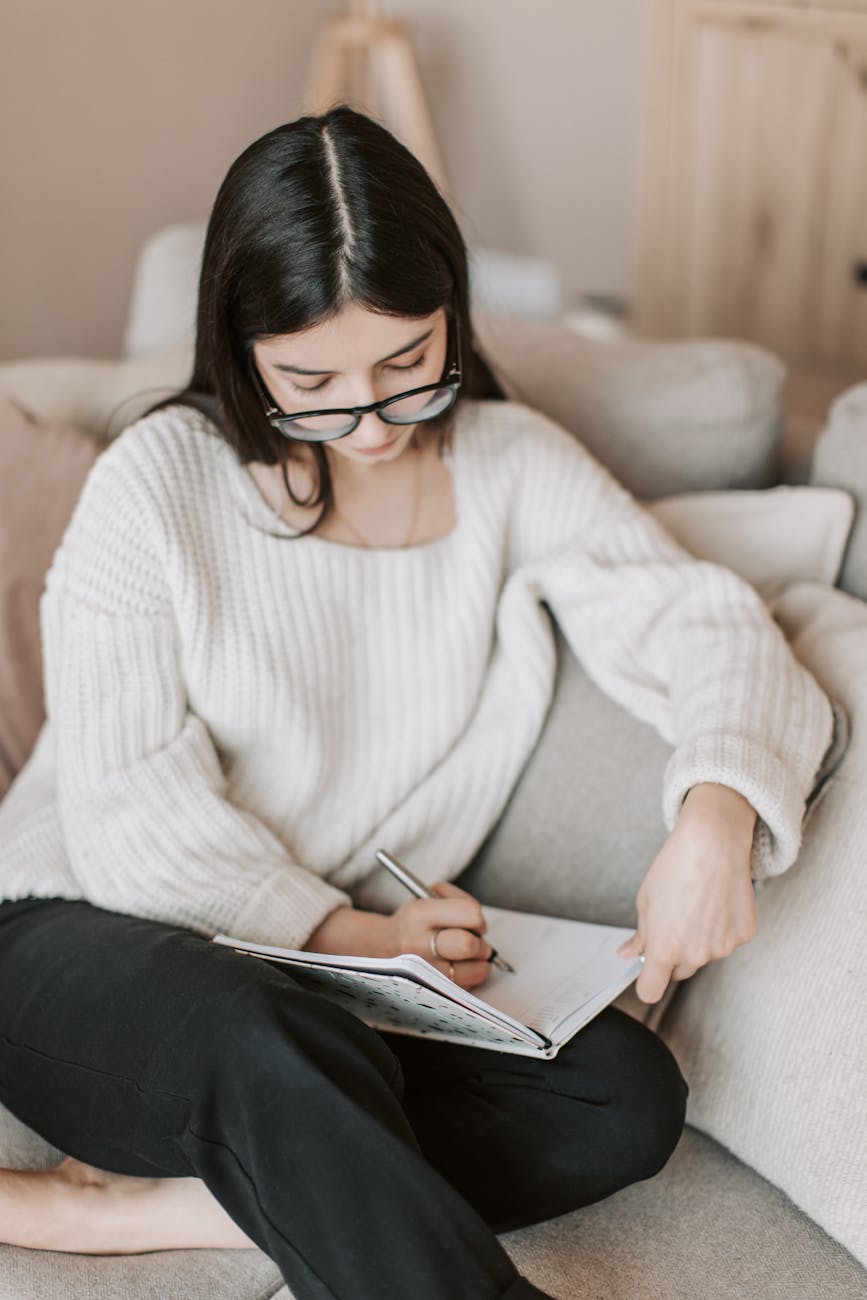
[635,1,867,366]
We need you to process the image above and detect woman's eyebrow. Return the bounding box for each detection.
[271,328,435,375]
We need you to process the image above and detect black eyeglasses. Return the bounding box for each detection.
[251,322,462,443]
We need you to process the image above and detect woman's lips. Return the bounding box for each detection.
[355,441,396,457]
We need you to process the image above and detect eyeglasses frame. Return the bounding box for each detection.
[250,316,462,443]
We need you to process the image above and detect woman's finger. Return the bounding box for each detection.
[634,952,674,1004]
[431,926,492,963]
[449,959,492,991]
[616,930,644,959]
[405,893,487,935]
[429,881,489,932]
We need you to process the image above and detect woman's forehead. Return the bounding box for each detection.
[253,303,445,372]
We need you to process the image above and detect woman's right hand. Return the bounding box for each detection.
[304,882,494,989]
[386,881,494,989]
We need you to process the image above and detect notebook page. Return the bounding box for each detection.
[471,908,640,1039]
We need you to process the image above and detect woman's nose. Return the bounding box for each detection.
[353,409,390,446]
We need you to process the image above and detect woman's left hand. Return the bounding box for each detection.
[617,782,759,1004]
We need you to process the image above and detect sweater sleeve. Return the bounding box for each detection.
[39,432,351,947]
[507,407,835,880]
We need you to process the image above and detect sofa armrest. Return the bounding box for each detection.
[0,347,193,441]
[810,382,867,600]
[659,582,867,1267]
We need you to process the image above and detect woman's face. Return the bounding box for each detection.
[252,302,449,469]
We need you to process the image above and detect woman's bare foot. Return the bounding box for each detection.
[0,1157,258,1254]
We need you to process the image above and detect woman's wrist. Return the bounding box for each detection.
[303,905,391,958]
[679,782,758,862]
[682,782,757,829]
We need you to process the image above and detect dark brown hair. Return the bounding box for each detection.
[150,105,505,538]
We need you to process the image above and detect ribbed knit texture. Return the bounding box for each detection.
[0,400,834,948]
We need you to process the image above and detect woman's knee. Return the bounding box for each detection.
[597,1009,688,1180]
[552,1008,688,1186]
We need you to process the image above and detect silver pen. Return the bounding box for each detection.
[375,849,516,973]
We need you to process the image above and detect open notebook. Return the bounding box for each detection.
[214,907,644,1059]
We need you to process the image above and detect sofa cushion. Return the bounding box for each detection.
[500,1126,867,1300]
[458,614,670,927]
[0,399,101,799]
[0,1093,64,1170]
[0,1228,283,1300]
[1,1125,863,1299]
[473,314,786,497]
[123,221,205,359]
[647,486,854,600]
[810,382,867,600]
[0,347,193,443]
[659,583,867,1267]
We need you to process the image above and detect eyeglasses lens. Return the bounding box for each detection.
[276,384,457,442]
[379,384,457,425]
[281,410,357,440]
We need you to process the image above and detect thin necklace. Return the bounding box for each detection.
[332,448,422,549]
[270,445,423,548]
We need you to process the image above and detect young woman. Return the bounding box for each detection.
[0,107,833,1299]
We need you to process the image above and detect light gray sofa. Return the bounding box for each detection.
[0,282,865,1298]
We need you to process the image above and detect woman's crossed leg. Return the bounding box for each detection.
[0,897,548,1300]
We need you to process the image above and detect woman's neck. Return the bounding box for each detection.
[248,430,455,548]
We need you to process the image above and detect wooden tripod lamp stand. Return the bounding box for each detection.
[303,0,449,195]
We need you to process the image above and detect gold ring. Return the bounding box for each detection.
[429,930,441,962]
[448,962,455,981]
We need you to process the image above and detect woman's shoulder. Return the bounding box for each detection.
[456,397,588,468]
[70,400,237,543]
[44,403,228,616]
[87,401,227,501]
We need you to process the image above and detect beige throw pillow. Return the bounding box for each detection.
[0,398,102,799]
[647,487,855,599]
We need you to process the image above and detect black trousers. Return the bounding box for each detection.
[0,898,688,1300]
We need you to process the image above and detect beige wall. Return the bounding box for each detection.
[396,0,647,311]
[1,1,646,361]
[1,0,325,361]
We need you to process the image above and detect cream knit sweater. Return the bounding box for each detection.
[0,399,833,948]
